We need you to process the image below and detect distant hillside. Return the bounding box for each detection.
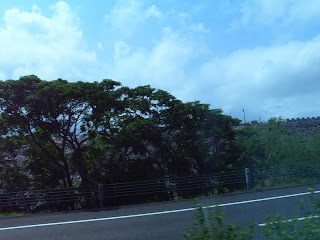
[246,117,320,135]
[284,117,320,135]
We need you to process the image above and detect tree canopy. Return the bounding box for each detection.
[0,75,241,189]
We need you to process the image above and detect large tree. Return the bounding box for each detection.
[0,75,241,189]
[88,84,241,181]
[0,136,31,191]
[0,75,123,187]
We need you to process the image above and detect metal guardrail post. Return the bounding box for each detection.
[245,168,251,191]
[98,184,104,208]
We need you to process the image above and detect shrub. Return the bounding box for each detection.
[185,188,320,240]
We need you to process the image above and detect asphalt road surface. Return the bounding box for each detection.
[1,184,319,240]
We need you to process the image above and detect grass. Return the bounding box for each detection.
[252,176,320,191]
[174,176,320,202]
[0,212,27,218]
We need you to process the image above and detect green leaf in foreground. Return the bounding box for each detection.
[185,190,320,240]
[184,200,256,240]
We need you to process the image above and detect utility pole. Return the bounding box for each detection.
[242,109,246,124]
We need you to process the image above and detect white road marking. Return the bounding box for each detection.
[258,215,319,226]
[217,190,320,207]
[1,190,319,231]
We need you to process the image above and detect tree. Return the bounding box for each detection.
[0,136,31,191]
[0,75,241,190]
[0,75,122,187]
[235,117,315,169]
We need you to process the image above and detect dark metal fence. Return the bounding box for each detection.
[102,169,246,198]
[1,164,320,212]
[251,163,320,189]
[0,186,98,212]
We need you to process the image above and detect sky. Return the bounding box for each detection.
[0,0,320,121]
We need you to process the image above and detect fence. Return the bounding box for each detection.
[0,186,98,212]
[251,163,320,189]
[1,164,320,212]
[98,169,248,208]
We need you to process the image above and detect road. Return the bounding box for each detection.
[1,184,319,240]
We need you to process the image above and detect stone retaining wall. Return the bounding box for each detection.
[284,117,320,135]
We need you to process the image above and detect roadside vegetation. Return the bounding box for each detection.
[1,75,320,212]
[184,188,320,240]
[0,75,240,191]
[235,118,320,170]
[0,212,26,218]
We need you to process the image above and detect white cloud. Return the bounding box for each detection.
[114,41,130,59]
[104,0,171,44]
[190,35,320,119]
[2,1,320,121]
[0,1,99,81]
[108,27,320,120]
[145,5,162,18]
[110,28,196,89]
[31,4,41,14]
[286,0,320,22]
[104,0,158,37]
[234,0,320,27]
[97,42,104,50]
[190,23,209,33]
[102,1,320,120]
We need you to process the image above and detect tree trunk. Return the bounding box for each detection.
[61,155,73,188]
[75,148,90,186]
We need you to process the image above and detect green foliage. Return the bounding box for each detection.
[0,75,241,197]
[0,136,31,191]
[2,75,320,214]
[262,189,320,239]
[2,75,320,212]
[262,214,320,240]
[235,117,320,169]
[0,212,27,218]
[235,117,320,190]
[184,200,256,240]
[185,190,320,240]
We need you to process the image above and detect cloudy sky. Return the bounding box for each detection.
[1,0,320,121]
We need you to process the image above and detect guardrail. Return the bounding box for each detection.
[1,164,320,212]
